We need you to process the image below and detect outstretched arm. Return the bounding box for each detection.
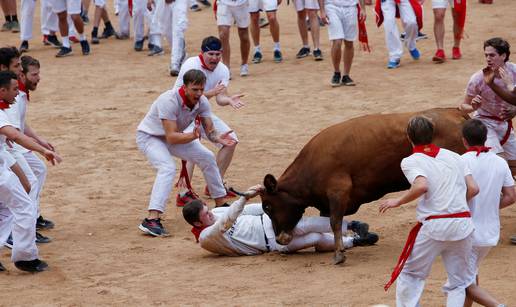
[379,176,428,213]
[0,125,61,165]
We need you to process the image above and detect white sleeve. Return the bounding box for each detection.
[503,164,515,187]
[401,156,427,184]
[156,95,179,121]
[207,197,247,234]
[241,203,264,216]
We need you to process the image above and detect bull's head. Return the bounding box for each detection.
[260,174,305,245]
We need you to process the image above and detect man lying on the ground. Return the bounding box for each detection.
[182,185,379,256]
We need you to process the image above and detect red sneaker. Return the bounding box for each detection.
[432,49,446,63]
[176,190,199,207]
[70,36,80,43]
[452,47,462,60]
[204,185,239,198]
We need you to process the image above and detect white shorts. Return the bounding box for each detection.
[326,4,357,41]
[248,0,278,12]
[183,114,238,149]
[94,0,106,7]
[293,0,319,11]
[51,0,81,14]
[217,3,250,28]
[432,0,454,9]
[476,117,516,160]
[465,246,491,286]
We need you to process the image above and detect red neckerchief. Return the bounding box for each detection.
[198,53,214,72]
[191,226,207,243]
[466,146,491,156]
[179,85,193,110]
[18,80,29,101]
[0,99,10,109]
[412,144,440,158]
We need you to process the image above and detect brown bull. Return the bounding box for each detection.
[259,107,467,264]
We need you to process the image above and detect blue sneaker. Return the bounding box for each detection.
[387,59,400,69]
[409,48,420,60]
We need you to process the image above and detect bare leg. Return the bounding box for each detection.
[57,11,69,37]
[343,40,354,75]
[70,13,84,34]
[331,39,342,72]
[250,12,260,47]
[451,8,460,48]
[307,9,319,49]
[93,5,102,28]
[296,10,308,47]
[216,145,236,179]
[6,0,15,15]
[218,25,231,68]
[101,7,109,22]
[237,27,250,65]
[266,11,279,43]
[466,276,501,307]
[82,0,91,15]
[433,8,446,50]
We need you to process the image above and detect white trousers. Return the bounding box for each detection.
[23,151,47,214]
[149,0,188,68]
[136,131,226,213]
[41,0,59,35]
[380,0,417,61]
[9,151,39,208]
[20,0,36,41]
[0,167,38,262]
[396,232,473,307]
[132,0,154,41]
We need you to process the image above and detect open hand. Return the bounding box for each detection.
[471,95,483,110]
[218,130,237,146]
[379,199,401,214]
[482,66,496,85]
[229,94,245,109]
[43,150,62,166]
[244,184,264,199]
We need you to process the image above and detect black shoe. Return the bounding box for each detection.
[0,262,5,271]
[190,4,201,11]
[46,35,62,48]
[19,40,29,53]
[313,48,322,61]
[273,50,282,63]
[349,220,369,238]
[199,0,211,6]
[148,44,164,56]
[4,234,12,249]
[101,26,116,39]
[296,47,310,59]
[252,51,262,64]
[37,215,55,230]
[14,259,48,272]
[134,39,144,51]
[91,35,99,44]
[36,232,51,244]
[331,72,341,87]
[139,218,168,237]
[80,40,90,55]
[341,75,356,86]
[417,31,428,41]
[353,232,379,246]
[55,46,73,57]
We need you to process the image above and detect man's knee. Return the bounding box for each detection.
[433,8,446,21]
[218,27,230,41]
[266,12,277,24]
[238,27,249,39]
[194,150,217,167]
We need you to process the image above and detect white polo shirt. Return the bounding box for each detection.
[174,56,230,94]
[401,148,474,241]
[461,151,514,246]
[5,92,29,154]
[0,108,16,168]
[137,88,212,136]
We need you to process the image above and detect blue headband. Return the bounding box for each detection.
[201,40,222,52]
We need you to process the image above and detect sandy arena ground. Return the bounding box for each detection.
[1,0,515,305]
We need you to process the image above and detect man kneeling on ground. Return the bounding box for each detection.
[183,185,378,256]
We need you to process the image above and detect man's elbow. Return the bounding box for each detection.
[468,185,480,198]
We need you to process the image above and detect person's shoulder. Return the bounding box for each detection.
[506,62,516,72]
[215,62,230,77]
[183,56,200,67]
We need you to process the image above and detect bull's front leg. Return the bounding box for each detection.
[330,213,346,265]
[328,176,352,265]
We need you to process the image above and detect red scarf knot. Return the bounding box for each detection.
[191,226,207,243]
[0,99,10,109]
[384,211,471,291]
[412,144,440,158]
[18,80,29,101]
[199,53,214,72]
[466,146,491,156]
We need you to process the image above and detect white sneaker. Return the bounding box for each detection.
[240,64,249,77]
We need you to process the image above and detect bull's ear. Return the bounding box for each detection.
[264,174,277,193]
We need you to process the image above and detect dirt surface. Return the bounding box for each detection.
[1,0,515,305]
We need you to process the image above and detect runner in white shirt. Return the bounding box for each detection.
[460,119,515,307]
[182,185,378,256]
[137,69,236,237]
[0,71,61,272]
[174,36,244,205]
[380,116,477,307]
[216,0,251,76]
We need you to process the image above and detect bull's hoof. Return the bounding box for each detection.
[333,252,346,265]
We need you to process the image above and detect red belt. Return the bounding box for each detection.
[479,115,513,146]
[384,211,471,291]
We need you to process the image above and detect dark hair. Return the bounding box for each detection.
[21,55,40,74]
[182,199,205,226]
[462,119,487,146]
[407,116,434,145]
[201,36,222,52]
[0,70,17,88]
[183,69,206,86]
[484,37,510,62]
[0,47,20,69]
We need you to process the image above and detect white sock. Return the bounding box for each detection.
[79,33,86,41]
[62,36,70,48]
[254,45,261,53]
[273,42,280,51]
[303,44,310,49]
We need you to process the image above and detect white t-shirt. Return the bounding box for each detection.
[326,0,357,6]
[137,88,212,136]
[5,92,29,154]
[461,151,514,246]
[199,198,270,256]
[401,148,475,241]
[219,0,248,7]
[174,56,230,94]
[0,109,16,168]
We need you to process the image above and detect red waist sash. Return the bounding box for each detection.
[478,115,513,146]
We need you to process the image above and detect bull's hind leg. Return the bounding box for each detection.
[327,176,352,265]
